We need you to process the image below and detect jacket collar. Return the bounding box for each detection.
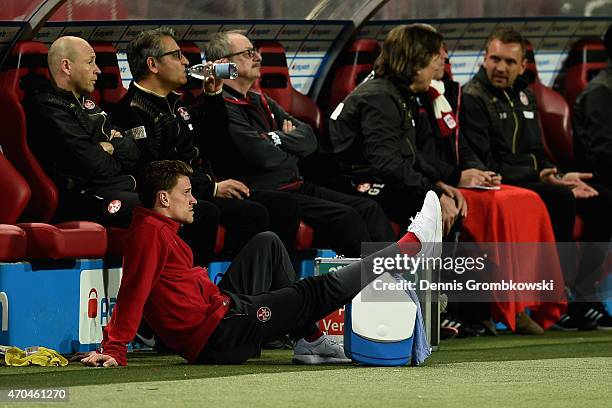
[474,66,529,98]
[131,81,182,105]
[132,206,182,233]
[222,83,259,101]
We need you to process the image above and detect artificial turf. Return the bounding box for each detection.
[1,331,611,407]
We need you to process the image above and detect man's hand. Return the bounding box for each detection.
[439,194,459,236]
[560,173,598,199]
[282,119,296,133]
[99,141,114,155]
[215,179,250,199]
[203,61,224,94]
[110,129,123,139]
[436,181,467,218]
[81,352,118,368]
[458,169,501,188]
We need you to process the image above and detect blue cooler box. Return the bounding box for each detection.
[344,272,417,366]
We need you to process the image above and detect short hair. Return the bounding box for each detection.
[205,30,245,61]
[604,23,612,59]
[138,160,193,208]
[373,24,443,81]
[485,28,527,59]
[127,26,177,82]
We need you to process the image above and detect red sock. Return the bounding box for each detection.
[397,231,421,256]
[305,327,324,342]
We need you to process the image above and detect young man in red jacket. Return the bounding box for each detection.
[81,160,442,367]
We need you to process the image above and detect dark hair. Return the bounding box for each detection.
[373,24,443,81]
[604,23,612,59]
[485,28,527,59]
[126,26,177,82]
[205,30,246,61]
[138,160,193,208]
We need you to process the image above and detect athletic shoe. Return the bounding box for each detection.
[591,303,612,330]
[553,313,597,331]
[292,334,352,364]
[407,190,443,259]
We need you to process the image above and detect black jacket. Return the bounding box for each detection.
[327,76,442,198]
[115,82,228,199]
[22,76,139,193]
[415,79,486,186]
[573,66,612,187]
[461,67,554,183]
[218,85,317,191]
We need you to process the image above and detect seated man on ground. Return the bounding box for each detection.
[80,160,442,367]
[203,31,396,257]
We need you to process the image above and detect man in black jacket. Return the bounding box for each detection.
[115,27,298,260]
[461,28,612,330]
[573,23,612,189]
[23,36,140,227]
[328,24,467,236]
[204,31,395,257]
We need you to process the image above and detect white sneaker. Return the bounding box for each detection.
[292,335,352,364]
[406,190,443,258]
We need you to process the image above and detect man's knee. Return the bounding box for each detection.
[250,231,284,248]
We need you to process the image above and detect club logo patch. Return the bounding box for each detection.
[83,99,96,110]
[256,306,271,322]
[177,107,191,121]
[356,182,371,193]
[519,91,529,106]
[107,199,122,214]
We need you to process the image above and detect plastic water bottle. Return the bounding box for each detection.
[186,63,238,80]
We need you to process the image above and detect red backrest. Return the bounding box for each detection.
[524,42,574,168]
[90,42,127,107]
[0,153,31,224]
[255,41,323,135]
[179,41,204,100]
[562,39,607,110]
[0,41,59,222]
[329,39,380,110]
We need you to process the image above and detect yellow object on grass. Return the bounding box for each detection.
[4,346,68,367]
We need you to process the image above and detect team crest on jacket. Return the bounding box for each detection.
[519,91,529,106]
[83,99,96,110]
[256,306,271,322]
[107,199,122,214]
[177,107,191,121]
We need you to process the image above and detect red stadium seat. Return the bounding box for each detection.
[179,41,205,102]
[0,41,107,259]
[524,43,575,170]
[524,43,582,240]
[557,39,607,111]
[328,39,380,111]
[255,41,323,136]
[0,153,29,261]
[89,42,127,111]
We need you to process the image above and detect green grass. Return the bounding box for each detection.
[1,331,612,407]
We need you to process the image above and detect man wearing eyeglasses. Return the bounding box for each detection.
[204,31,396,257]
[115,27,305,263]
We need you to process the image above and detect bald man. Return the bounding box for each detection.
[22,36,141,227]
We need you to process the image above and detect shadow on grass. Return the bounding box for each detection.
[1,331,611,388]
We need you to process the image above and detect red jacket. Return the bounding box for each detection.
[101,206,230,365]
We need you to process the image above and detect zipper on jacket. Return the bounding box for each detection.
[530,153,538,171]
[502,90,519,153]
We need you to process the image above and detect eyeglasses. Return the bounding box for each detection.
[224,47,259,59]
[156,49,183,60]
